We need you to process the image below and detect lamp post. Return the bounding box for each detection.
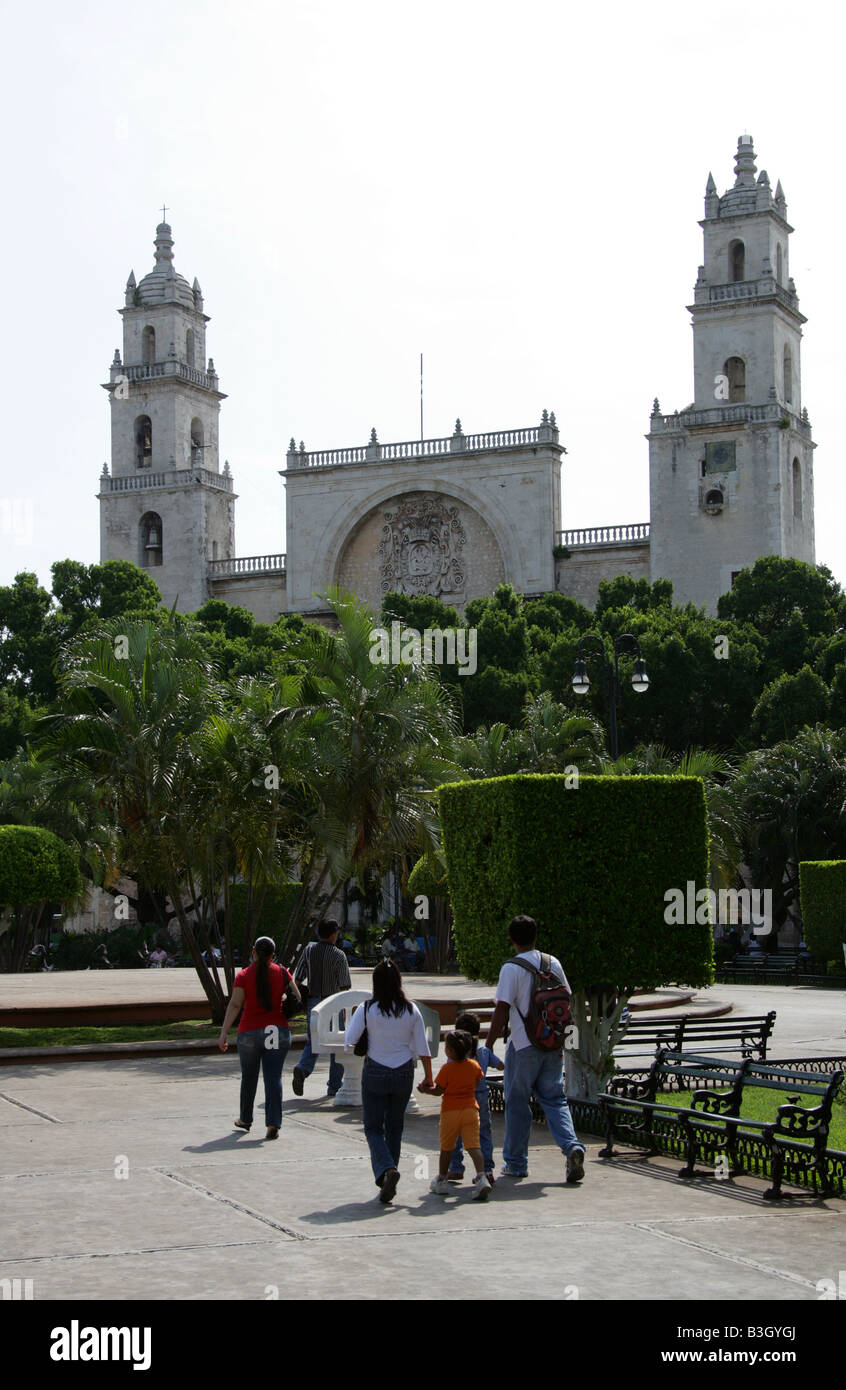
[571,633,650,760]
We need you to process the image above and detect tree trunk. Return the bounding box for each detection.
[564,989,631,1104]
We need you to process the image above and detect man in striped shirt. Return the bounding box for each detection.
[292,920,352,1098]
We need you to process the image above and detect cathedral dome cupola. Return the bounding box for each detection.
[135,220,195,308]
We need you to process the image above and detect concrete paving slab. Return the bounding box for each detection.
[1,1023,844,1304]
[0,1215,832,1301]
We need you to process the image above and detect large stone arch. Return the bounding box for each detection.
[306,477,519,614]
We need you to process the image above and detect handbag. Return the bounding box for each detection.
[353,1001,370,1056]
[283,969,305,1019]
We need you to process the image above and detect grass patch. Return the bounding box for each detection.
[0,1020,234,1049]
[659,1084,846,1152]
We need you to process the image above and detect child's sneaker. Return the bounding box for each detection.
[446,1171,463,1184]
[429,1177,452,1195]
[472,1174,492,1201]
[485,1172,496,1187]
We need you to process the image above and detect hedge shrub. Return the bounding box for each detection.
[0,825,81,908]
[799,861,846,961]
[438,774,712,990]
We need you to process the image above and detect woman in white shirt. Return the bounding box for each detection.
[345,960,433,1204]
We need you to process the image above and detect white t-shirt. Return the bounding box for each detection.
[344,1000,430,1068]
[495,949,569,1052]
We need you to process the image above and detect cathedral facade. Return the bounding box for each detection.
[98,136,815,621]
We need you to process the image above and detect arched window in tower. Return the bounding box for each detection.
[190,418,204,466]
[186,329,194,367]
[724,357,746,403]
[783,345,793,403]
[134,415,152,469]
[139,512,163,568]
[142,326,156,366]
[776,244,783,285]
[729,240,745,282]
[792,458,802,519]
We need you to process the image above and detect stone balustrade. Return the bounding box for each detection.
[112,362,219,391]
[693,279,800,311]
[99,467,234,494]
[650,402,811,433]
[286,421,558,470]
[556,523,650,549]
[207,554,286,577]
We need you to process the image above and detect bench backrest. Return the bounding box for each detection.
[614,1012,775,1057]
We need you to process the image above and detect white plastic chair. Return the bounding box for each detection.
[309,992,442,1109]
[309,989,369,1106]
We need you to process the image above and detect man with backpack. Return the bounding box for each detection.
[485,914,586,1183]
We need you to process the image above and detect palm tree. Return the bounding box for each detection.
[38,619,282,1019]
[271,588,461,962]
[514,691,607,774]
[735,725,846,931]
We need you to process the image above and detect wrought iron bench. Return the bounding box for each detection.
[716,953,816,982]
[599,1049,844,1200]
[612,1010,776,1063]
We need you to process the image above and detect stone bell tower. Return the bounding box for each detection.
[97,219,236,612]
[648,135,816,612]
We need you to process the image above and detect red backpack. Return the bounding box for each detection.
[509,953,572,1051]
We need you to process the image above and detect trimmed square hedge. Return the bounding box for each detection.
[798,861,846,961]
[438,774,712,990]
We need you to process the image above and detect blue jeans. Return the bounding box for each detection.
[449,1084,494,1174]
[237,1026,291,1129]
[361,1057,415,1185]
[502,1043,584,1173]
[298,1000,344,1094]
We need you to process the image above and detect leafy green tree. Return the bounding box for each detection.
[594,575,673,617]
[735,726,846,932]
[0,572,56,702]
[380,591,463,632]
[717,557,845,684]
[0,824,82,971]
[188,600,304,681]
[749,665,831,746]
[51,559,161,627]
[0,690,41,761]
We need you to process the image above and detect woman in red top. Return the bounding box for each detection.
[218,937,300,1139]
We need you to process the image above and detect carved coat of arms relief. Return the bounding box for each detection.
[378,494,467,598]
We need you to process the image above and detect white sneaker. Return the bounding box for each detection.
[472,1174,492,1201]
[429,1177,451,1195]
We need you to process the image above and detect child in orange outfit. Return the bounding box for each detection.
[418,1030,492,1200]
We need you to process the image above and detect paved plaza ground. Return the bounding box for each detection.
[0,981,844,1305]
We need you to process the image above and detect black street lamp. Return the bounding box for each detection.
[571,632,650,760]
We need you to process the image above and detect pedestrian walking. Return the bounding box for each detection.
[344,959,433,1203]
[218,936,300,1140]
[485,915,586,1183]
[291,920,351,1098]
[419,1030,492,1200]
[444,1011,503,1186]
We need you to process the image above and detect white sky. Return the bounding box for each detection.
[2,0,844,596]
